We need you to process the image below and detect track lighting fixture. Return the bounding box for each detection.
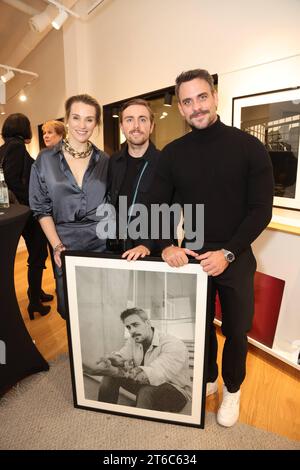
[1,70,15,83]
[164,92,173,107]
[29,2,77,33]
[0,64,38,81]
[0,81,5,105]
[29,8,52,33]
[51,9,69,30]
[0,64,38,105]
[12,1,107,35]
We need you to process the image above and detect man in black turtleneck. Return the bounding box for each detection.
[154,69,274,427]
[107,98,160,260]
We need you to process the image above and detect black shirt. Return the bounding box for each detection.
[153,117,274,256]
[0,137,34,205]
[107,142,161,249]
[118,150,146,208]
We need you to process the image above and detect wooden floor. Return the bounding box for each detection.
[14,249,300,443]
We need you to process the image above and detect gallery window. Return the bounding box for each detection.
[103,75,218,155]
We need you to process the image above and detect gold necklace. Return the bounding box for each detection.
[63,138,93,159]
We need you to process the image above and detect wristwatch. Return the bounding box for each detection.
[222,249,235,263]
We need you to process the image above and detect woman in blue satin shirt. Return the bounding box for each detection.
[29,94,109,319]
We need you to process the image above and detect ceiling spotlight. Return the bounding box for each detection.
[29,10,52,33]
[164,92,173,107]
[1,70,15,83]
[112,108,119,118]
[0,104,5,115]
[52,9,69,30]
[19,90,27,102]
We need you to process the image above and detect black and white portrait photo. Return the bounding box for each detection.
[64,254,208,428]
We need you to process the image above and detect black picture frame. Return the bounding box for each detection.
[63,252,209,428]
[232,87,300,211]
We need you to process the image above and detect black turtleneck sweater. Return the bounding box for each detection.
[154,117,274,256]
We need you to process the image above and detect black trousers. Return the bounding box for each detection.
[22,214,48,269]
[22,214,49,304]
[98,376,187,412]
[206,247,257,393]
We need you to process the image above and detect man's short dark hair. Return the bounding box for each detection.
[119,98,154,124]
[175,69,215,99]
[120,307,148,322]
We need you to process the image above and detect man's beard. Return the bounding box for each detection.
[127,131,149,146]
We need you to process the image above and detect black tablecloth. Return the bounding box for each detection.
[0,204,49,397]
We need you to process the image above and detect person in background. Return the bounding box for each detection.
[42,120,67,277]
[0,113,52,320]
[42,120,66,148]
[29,94,109,319]
[106,99,160,260]
[151,69,274,427]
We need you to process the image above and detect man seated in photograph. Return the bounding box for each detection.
[83,307,192,412]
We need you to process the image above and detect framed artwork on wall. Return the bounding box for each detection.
[232,87,300,210]
[63,253,209,428]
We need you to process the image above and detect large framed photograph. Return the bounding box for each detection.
[232,87,300,210]
[63,253,209,428]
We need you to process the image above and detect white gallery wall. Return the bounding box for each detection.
[0,29,66,157]
[82,0,300,116]
[57,0,300,149]
[2,0,300,152]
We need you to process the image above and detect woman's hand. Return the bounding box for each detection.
[53,242,66,268]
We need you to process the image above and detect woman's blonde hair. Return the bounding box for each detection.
[42,120,66,139]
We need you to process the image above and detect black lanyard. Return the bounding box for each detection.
[127,160,149,225]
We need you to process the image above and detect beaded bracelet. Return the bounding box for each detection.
[53,242,66,254]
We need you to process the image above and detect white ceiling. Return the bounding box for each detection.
[0,0,106,106]
[0,1,46,64]
[0,0,105,68]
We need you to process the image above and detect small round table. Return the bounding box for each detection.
[0,204,49,397]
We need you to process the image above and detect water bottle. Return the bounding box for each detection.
[0,168,9,208]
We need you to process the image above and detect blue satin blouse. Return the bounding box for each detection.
[29,142,109,252]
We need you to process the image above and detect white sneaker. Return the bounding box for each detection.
[217,385,240,427]
[206,379,218,397]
